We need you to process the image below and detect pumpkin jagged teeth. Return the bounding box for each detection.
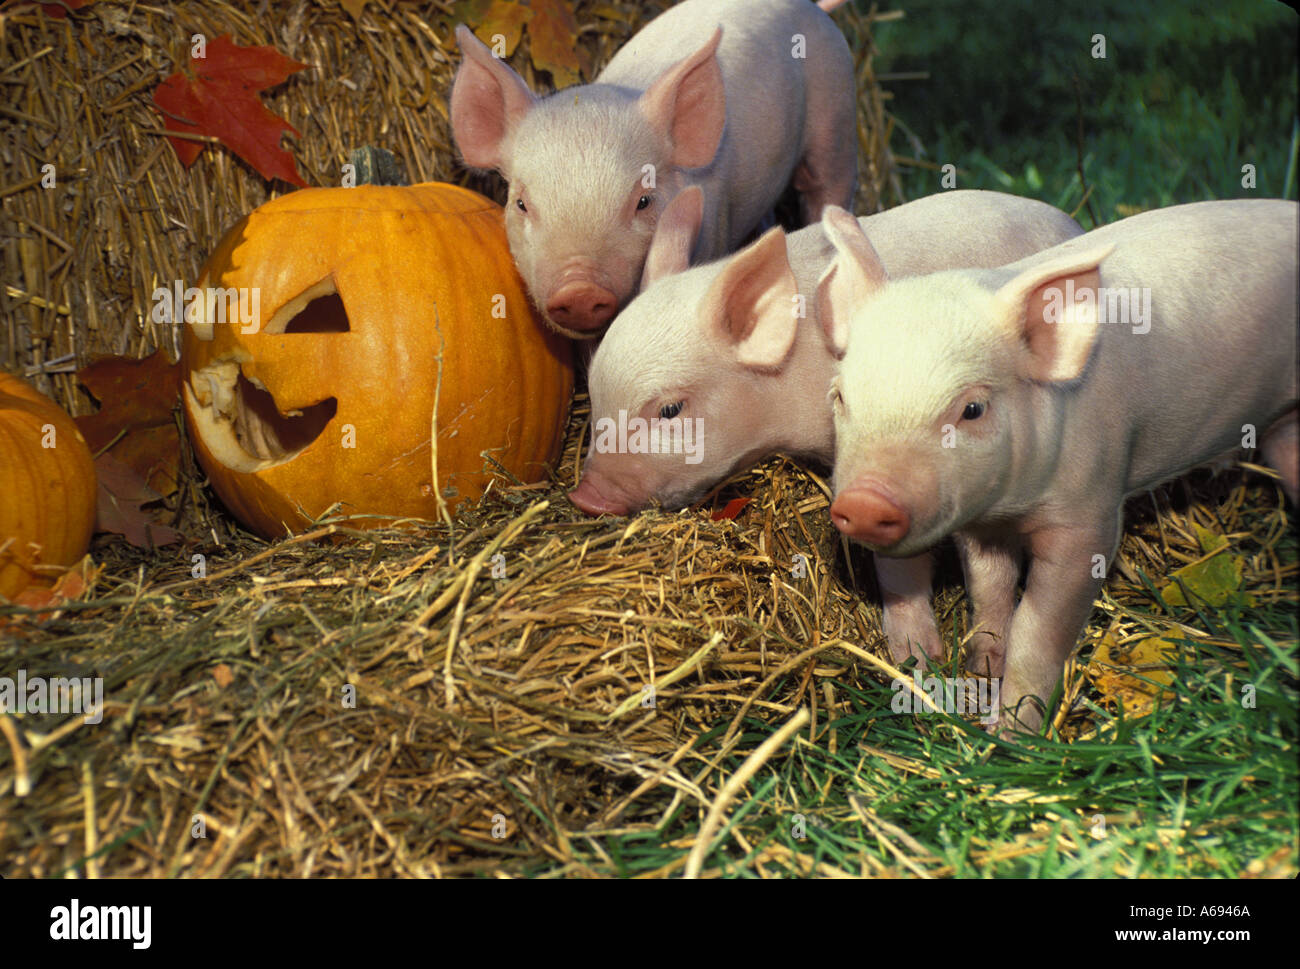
[190,359,243,418]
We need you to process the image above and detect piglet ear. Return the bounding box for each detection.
[992,244,1115,383]
[815,207,889,356]
[702,227,800,370]
[640,187,704,290]
[639,27,726,169]
[450,24,538,171]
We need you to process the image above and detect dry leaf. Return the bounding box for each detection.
[1160,523,1254,608]
[38,0,95,18]
[94,454,185,549]
[76,350,182,497]
[474,0,533,57]
[5,555,99,623]
[527,0,584,85]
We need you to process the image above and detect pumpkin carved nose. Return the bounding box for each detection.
[547,282,617,331]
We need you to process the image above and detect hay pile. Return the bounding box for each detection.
[1,399,889,876]
[0,0,1294,878]
[3,392,1294,876]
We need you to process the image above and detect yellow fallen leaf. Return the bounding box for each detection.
[528,0,585,85]
[591,4,631,22]
[474,0,533,58]
[1160,524,1254,608]
[1087,631,1179,717]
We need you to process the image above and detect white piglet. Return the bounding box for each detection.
[825,199,1299,732]
[572,189,1084,662]
[450,0,857,336]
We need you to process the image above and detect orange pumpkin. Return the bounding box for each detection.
[181,182,573,539]
[0,374,97,600]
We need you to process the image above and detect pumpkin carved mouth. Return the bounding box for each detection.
[185,361,338,473]
[185,281,343,473]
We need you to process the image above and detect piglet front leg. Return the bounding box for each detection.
[954,530,1023,678]
[995,516,1120,734]
[875,552,943,664]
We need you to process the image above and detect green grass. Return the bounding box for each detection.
[868,0,1298,222]
[509,572,1298,877]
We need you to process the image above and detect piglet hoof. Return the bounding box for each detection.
[988,693,1047,738]
[964,634,1006,679]
[881,607,944,666]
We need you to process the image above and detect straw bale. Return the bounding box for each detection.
[1,0,901,407]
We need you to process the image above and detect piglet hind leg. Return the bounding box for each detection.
[791,139,856,225]
[954,531,1022,679]
[996,515,1121,736]
[790,67,857,223]
[1260,408,1299,507]
[875,552,943,665]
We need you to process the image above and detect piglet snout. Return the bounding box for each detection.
[569,476,630,516]
[831,483,910,546]
[546,281,618,331]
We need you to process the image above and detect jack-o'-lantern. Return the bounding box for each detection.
[181,182,572,538]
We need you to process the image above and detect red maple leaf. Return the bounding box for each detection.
[153,34,309,187]
[34,0,93,19]
[710,497,753,522]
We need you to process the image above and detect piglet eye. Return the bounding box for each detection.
[516,198,527,213]
[962,401,986,421]
[659,401,684,419]
[636,195,652,211]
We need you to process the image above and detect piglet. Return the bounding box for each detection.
[572,188,1084,662]
[450,0,857,336]
[825,198,1299,732]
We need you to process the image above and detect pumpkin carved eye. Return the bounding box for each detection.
[659,401,684,419]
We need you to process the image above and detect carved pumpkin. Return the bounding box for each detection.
[181,182,572,539]
[0,374,97,600]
